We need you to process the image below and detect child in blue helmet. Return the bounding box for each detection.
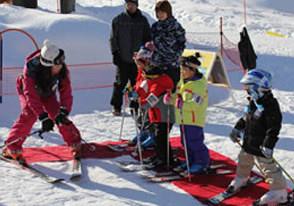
[228,69,287,205]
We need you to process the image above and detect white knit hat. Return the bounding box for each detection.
[40,39,60,67]
[134,42,155,63]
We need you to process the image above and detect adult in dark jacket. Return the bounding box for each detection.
[151,0,186,89]
[109,0,150,116]
[228,69,287,205]
[3,40,82,162]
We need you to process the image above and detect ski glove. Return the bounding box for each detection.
[112,51,121,66]
[128,91,139,100]
[260,145,273,159]
[123,83,132,94]
[229,128,241,143]
[39,112,54,132]
[55,107,69,126]
[123,83,138,100]
[163,90,172,105]
[175,94,183,109]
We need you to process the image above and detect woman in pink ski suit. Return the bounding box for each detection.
[4,40,82,161]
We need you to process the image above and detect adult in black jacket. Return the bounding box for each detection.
[228,69,287,205]
[109,0,150,115]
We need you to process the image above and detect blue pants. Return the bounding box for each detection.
[180,125,210,167]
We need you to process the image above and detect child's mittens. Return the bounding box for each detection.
[163,90,172,105]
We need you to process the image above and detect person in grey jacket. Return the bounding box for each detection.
[109,0,150,116]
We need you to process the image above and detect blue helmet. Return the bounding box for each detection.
[240,69,273,91]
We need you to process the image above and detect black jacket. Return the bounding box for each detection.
[234,92,282,157]
[109,9,150,63]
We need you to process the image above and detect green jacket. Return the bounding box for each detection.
[174,76,208,127]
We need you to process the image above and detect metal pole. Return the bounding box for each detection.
[167,104,170,169]
[220,17,223,57]
[0,130,43,149]
[0,33,3,103]
[180,108,191,182]
[118,92,128,142]
[272,157,294,185]
[244,0,247,25]
[132,106,144,165]
[65,122,96,151]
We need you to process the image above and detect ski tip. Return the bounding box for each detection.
[49,178,65,184]
[70,175,81,182]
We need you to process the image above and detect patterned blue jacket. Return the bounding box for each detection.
[151,16,186,66]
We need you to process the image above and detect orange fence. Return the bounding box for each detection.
[1,23,243,97]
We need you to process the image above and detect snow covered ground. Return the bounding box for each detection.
[0,0,293,205]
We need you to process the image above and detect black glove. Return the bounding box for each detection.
[129,99,139,115]
[39,112,54,132]
[112,51,121,66]
[55,107,69,126]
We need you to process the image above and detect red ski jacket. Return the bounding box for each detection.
[16,50,73,117]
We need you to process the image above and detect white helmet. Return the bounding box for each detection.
[241,69,273,100]
[240,69,272,91]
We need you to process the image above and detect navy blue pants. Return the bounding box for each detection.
[180,125,210,167]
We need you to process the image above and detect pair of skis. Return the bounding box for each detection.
[116,160,234,183]
[107,144,181,152]
[208,178,294,205]
[0,153,82,183]
[207,176,263,205]
[117,160,271,205]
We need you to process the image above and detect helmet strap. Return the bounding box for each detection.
[253,99,264,117]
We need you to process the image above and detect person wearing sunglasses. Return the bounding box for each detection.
[3,39,82,163]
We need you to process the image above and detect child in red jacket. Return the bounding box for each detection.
[136,64,176,169]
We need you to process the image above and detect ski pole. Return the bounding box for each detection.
[132,107,148,163]
[0,130,43,149]
[179,107,191,182]
[131,107,144,165]
[118,92,128,142]
[65,122,96,152]
[272,156,294,185]
[167,102,171,169]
